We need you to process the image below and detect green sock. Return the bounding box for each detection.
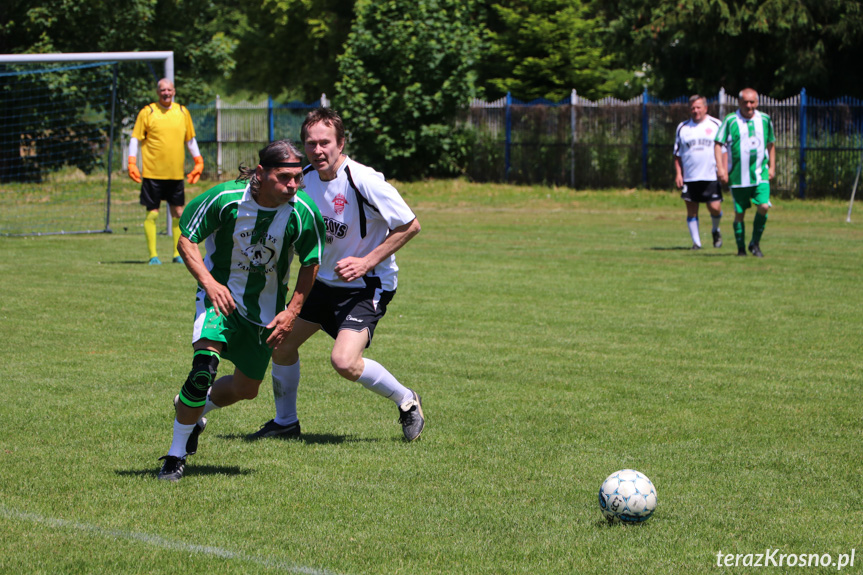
[733,221,745,250]
[752,212,768,245]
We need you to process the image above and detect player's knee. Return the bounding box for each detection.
[178,351,220,407]
[330,352,361,380]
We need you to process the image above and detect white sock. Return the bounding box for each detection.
[687,217,700,246]
[712,213,722,232]
[357,358,413,408]
[168,419,196,458]
[201,388,220,419]
[272,360,300,426]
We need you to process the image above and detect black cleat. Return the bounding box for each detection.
[737,248,747,256]
[749,243,764,257]
[691,243,702,250]
[174,395,207,455]
[712,230,722,248]
[247,419,301,440]
[398,391,425,442]
[158,455,185,482]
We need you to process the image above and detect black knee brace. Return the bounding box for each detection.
[178,351,220,407]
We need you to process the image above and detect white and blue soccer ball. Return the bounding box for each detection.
[598,469,657,523]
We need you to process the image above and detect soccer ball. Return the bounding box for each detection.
[598,469,657,523]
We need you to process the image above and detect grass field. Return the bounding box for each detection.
[1,181,862,574]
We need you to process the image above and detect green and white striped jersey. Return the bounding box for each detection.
[714,110,775,188]
[180,180,325,326]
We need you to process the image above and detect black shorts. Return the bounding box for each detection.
[681,180,722,203]
[140,178,185,211]
[298,277,395,346]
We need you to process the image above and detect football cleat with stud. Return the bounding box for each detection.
[748,243,764,258]
[691,244,701,250]
[148,256,162,265]
[157,455,185,482]
[737,248,747,256]
[712,230,722,248]
[398,391,425,442]
[247,419,301,440]
[172,256,183,264]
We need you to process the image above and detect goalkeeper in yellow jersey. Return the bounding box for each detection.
[128,78,204,265]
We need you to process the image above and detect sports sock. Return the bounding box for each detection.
[733,221,745,250]
[357,358,413,408]
[272,360,300,426]
[168,419,196,458]
[711,212,722,232]
[687,217,700,246]
[171,218,181,258]
[144,210,159,259]
[752,212,768,245]
[200,388,221,418]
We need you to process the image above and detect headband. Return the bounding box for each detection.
[260,161,303,168]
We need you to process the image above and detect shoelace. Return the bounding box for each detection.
[398,405,416,425]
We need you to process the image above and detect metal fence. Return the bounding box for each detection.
[135,89,863,198]
[465,89,863,198]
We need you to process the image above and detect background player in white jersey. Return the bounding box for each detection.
[714,88,776,257]
[673,94,725,249]
[157,140,325,481]
[250,107,425,442]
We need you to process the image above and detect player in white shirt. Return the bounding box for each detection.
[673,95,725,249]
[250,108,426,442]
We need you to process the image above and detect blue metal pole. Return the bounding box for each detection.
[505,92,512,182]
[642,87,649,188]
[268,95,275,142]
[799,88,807,199]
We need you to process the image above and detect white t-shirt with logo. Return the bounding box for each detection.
[302,156,416,291]
[673,115,722,182]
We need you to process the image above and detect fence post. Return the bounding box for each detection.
[216,95,223,179]
[505,92,512,182]
[268,95,275,142]
[571,89,577,189]
[321,93,329,108]
[719,87,726,119]
[641,87,649,188]
[799,88,807,199]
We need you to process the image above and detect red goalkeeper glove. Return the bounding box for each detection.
[186,156,204,184]
[128,157,142,183]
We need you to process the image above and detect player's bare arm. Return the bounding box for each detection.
[334,218,421,282]
[767,142,776,180]
[266,263,319,348]
[714,143,728,184]
[673,156,684,189]
[177,235,236,317]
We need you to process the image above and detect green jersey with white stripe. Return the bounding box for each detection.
[714,110,775,188]
[180,180,325,326]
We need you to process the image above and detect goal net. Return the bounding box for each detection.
[0,61,120,235]
[0,53,174,236]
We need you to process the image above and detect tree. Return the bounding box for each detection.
[227,0,355,101]
[598,0,863,99]
[335,0,480,179]
[476,0,641,101]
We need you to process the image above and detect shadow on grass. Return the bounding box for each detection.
[648,246,737,256]
[216,432,378,445]
[116,465,253,479]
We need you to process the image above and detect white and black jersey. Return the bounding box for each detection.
[302,156,416,291]
[673,115,722,182]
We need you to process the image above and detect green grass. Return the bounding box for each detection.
[1,182,862,574]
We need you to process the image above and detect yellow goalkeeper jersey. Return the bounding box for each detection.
[132,102,196,180]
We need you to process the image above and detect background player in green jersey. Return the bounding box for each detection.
[157,140,326,482]
[714,88,776,257]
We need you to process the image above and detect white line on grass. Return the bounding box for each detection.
[0,504,346,575]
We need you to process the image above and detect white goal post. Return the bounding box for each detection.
[0,51,174,82]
